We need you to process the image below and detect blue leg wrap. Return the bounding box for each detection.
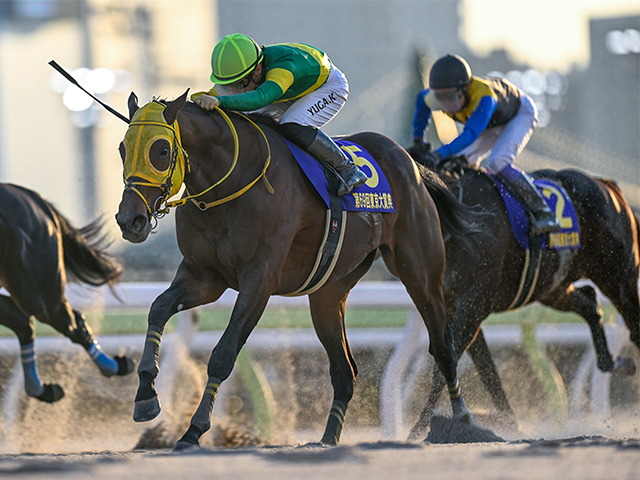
[21,342,44,397]
[88,340,118,377]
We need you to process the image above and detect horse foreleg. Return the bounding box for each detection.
[134,288,187,423]
[174,287,271,450]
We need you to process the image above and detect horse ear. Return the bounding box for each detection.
[163,89,190,125]
[127,92,139,120]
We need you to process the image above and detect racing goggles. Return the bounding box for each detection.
[431,88,465,113]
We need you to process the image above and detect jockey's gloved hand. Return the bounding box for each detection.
[407,138,429,161]
[437,155,468,174]
[421,150,442,169]
[194,94,220,110]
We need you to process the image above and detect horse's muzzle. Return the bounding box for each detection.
[115,210,151,243]
[115,187,155,243]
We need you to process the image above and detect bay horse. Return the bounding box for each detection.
[115,90,483,449]
[0,183,134,403]
[407,159,640,439]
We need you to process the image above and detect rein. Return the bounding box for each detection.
[126,105,274,220]
[179,108,274,211]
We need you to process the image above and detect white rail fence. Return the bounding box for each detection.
[0,281,633,439]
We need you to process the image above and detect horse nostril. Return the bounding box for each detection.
[115,212,146,235]
[130,214,148,234]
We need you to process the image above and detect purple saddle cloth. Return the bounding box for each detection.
[491,174,581,250]
[284,138,395,213]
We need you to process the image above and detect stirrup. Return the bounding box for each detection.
[337,169,367,196]
[530,216,561,236]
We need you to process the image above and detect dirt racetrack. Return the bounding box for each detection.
[0,329,638,479]
[0,435,638,480]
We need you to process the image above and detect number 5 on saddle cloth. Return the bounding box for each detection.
[282,138,395,296]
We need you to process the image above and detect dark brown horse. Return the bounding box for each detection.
[0,183,134,403]
[115,90,483,449]
[407,161,640,439]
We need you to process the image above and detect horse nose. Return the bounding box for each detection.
[115,211,149,240]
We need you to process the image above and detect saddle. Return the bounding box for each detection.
[427,154,582,310]
[281,138,395,296]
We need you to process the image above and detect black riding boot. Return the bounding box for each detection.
[496,166,561,236]
[306,130,368,196]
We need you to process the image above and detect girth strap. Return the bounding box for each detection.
[284,174,346,296]
[507,237,542,310]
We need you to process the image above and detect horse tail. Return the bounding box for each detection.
[55,212,123,287]
[417,164,486,254]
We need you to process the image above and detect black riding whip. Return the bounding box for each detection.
[48,60,130,124]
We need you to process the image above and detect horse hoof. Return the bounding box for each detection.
[133,396,161,422]
[319,438,338,447]
[612,356,637,376]
[173,440,199,452]
[459,414,471,424]
[298,442,330,448]
[35,384,65,403]
[115,355,136,376]
[173,425,202,452]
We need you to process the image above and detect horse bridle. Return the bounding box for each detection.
[123,114,188,223]
[124,105,274,224]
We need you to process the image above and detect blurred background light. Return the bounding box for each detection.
[87,68,116,94]
[605,28,640,54]
[485,68,567,129]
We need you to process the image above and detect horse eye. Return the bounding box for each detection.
[149,139,171,172]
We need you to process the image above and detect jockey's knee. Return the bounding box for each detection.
[484,156,513,176]
[279,123,317,148]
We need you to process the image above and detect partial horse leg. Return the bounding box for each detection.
[407,300,490,440]
[586,276,639,375]
[174,271,271,450]
[3,248,134,380]
[0,296,64,402]
[39,298,134,378]
[592,276,640,352]
[68,309,135,377]
[542,285,622,373]
[407,363,447,441]
[383,228,469,422]
[306,256,373,445]
[466,328,519,429]
[135,263,228,424]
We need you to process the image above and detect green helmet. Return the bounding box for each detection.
[210,33,263,84]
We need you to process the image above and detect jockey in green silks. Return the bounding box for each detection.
[192,33,367,196]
